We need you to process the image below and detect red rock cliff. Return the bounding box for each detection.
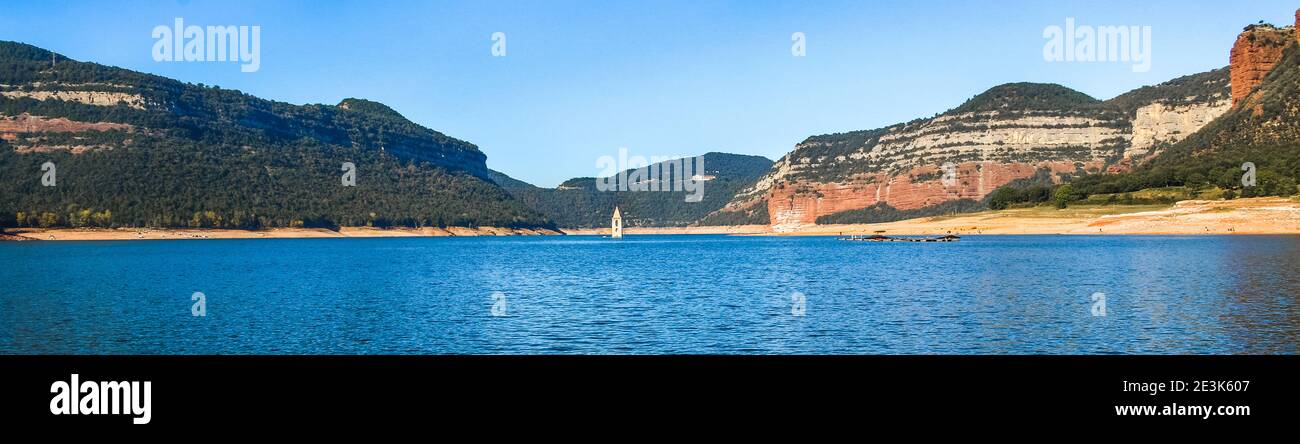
[766,160,1097,229]
[1230,24,1296,105]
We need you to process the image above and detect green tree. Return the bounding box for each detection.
[91,209,112,227]
[988,187,1016,210]
[38,212,59,228]
[1053,184,1077,209]
[68,208,92,228]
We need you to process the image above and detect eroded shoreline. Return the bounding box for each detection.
[6,198,1300,240]
[5,226,563,241]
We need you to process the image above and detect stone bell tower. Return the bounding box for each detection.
[611,207,623,239]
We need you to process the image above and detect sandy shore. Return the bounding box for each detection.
[563,198,1300,236]
[779,197,1300,236]
[7,226,563,241]
[560,225,771,236]
[7,198,1300,241]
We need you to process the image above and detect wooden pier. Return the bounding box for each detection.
[837,234,960,243]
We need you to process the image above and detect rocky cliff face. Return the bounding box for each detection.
[1,86,147,109]
[713,72,1231,231]
[1159,22,1300,161]
[764,160,1089,228]
[1230,24,1296,106]
[1128,101,1232,159]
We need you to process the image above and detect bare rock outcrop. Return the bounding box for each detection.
[765,161,1088,231]
[0,114,133,133]
[713,75,1232,230]
[1230,24,1296,106]
[0,89,147,109]
[1128,100,1231,159]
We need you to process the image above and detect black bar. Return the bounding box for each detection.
[1,355,1293,429]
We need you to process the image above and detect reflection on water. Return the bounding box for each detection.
[1,235,1297,354]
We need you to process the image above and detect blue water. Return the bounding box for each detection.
[1,235,1298,354]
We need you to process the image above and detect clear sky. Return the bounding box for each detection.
[2,0,1297,186]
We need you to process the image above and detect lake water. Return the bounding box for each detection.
[2,235,1298,354]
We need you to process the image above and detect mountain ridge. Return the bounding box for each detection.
[705,67,1233,230]
[491,152,772,228]
[0,40,552,230]
[910,9,1300,212]
[4,16,1293,233]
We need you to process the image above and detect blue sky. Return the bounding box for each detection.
[2,0,1297,186]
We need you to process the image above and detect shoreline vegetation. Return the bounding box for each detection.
[6,226,563,241]
[5,197,1300,241]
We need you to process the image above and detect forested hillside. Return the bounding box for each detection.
[491,152,772,228]
[0,41,552,229]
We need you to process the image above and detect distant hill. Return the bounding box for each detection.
[1105,68,1232,113]
[949,82,1104,114]
[0,41,553,230]
[490,152,772,228]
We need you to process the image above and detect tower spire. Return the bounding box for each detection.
[611,207,623,239]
